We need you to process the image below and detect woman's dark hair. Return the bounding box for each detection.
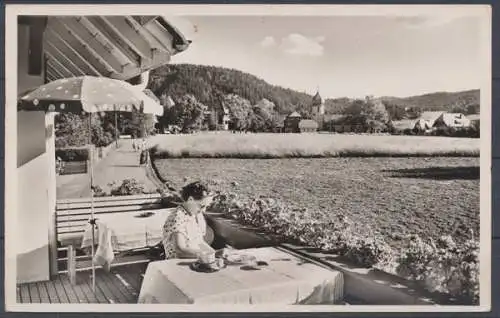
[180,181,210,201]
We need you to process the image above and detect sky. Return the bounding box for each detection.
[165,14,483,99]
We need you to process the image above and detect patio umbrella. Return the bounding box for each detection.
[19,76,145,113]
[19,76,163,291]
[126,86,164,117]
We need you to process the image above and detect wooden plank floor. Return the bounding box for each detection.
[17,263,148,304]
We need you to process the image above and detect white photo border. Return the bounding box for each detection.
[4,3,492,312]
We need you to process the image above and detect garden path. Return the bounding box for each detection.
[56,139,159,199]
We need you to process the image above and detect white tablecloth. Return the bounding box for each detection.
[138,247,344,305]
[80,208,176,268]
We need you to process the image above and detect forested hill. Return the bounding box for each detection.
[148,63,313,115]
[148,63,480,115]
[379,90,480,113]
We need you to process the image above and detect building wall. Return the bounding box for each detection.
[313,114,324,130]
[434,114,471,128]
[284,117,301,133]
[16,141,50,283]
[17,21,56,283]
[17,24,44,94]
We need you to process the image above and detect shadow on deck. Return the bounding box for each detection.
[17,263,147,304]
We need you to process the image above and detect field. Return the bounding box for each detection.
[149,133,479,158]
[153,156,480,248]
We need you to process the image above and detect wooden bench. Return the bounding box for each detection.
[56,194,164,247]
[59,161,88,175]
[55,193,215,284]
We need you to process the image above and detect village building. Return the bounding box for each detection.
[413,111,472,131]
[466,114,480,129]
[311,90,325,130]
[413,111,443,131]
[433,112,471,128]
[199,104,212,130]
[390,119,416,132]
[284,111,303,133]
[214,103,231,130]
[283,111,320,133]
[281,90,325,133]
[298,119,319,132]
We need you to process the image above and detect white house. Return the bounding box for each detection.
[433,113,471,128]
[413,111,444,131]
[466,114,480,128]
[11,15,190,284]
[414,111,471,131]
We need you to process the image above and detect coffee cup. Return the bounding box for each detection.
[199,251,216,264]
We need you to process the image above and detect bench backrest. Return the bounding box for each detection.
[60,161,88,175]
[55,194,164,242]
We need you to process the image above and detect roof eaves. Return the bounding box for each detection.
[156,16,192,54]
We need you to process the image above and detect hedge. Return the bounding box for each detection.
[55,148,89,162]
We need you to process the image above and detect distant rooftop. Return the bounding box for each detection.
[288,111,302,118]
[312,91,323,105]
[466,114,480,121]
[419,111,444,122]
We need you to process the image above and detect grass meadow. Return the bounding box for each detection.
[149,133,479,158]
[150,133,480,248]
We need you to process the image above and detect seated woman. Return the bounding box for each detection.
[162,181,216,259]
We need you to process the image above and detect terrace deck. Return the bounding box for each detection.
[17,257,363,305]
[17,263,147,304]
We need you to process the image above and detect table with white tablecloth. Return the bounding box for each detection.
[80,208,176,267]
[138,247,344,305]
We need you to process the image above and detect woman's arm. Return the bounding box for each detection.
[197,240,215,253]
[174,233,204,259]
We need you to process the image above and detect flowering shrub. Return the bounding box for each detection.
[108,178,146,196]
[396,233,479,304]
[344,236,394,268]
[208,191,479,305]
[91,185,108,197]
[209,193,391,268]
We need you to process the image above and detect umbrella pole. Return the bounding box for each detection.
[88,114,96,292]
[115,108,119,148]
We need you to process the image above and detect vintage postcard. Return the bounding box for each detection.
[4,4,492,312]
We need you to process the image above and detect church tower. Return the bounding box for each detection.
[311,88,325,130]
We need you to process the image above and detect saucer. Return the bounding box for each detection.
[190,260,226,273]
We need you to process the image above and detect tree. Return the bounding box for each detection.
[149,64,313,116]
[55,113,89,148]
[254,98,275,116]
[161,94,206,132]
[383,101,407,121]
[365,97,390,123]
[119,109,156,138]
[340,97,390,132]
[251,98,280,131]
[55,112,116,148]
[466,103,480,115]
[342,99,367,125]
[222,94,253,131]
